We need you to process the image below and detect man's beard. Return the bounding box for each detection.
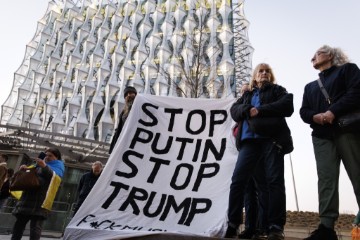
[125,96,135,106]
[123,96,135,115]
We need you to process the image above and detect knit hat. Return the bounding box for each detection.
[123,86,137,98]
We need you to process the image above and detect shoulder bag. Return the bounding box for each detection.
[317,78,360,128]
[10,167,40,191]
[232,121,242,137]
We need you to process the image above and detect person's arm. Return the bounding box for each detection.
[230,92,253,122]
[36,158,55,180]
[329,63,360,116]
[0,166,6,186]
[256,85,294,117]
[300,84,318,124]
[77,174,85,195]
[109,112,125,154]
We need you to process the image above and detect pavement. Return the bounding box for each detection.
[0,234,301,240]
[0,227,352,240]
[0,234,61,240]
[0,232,302,240]
[0,230,63,240]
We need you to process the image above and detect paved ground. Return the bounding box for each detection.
[0,230,305,240]
[0,234,301,240]
[0,227,352,240]
[0,234,61,240]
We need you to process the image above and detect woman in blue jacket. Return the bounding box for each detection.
[225,63,293,240]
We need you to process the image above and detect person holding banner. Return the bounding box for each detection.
[225,63,294,240]
[109,86,138,154]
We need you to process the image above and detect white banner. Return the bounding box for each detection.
[64,94,238,239]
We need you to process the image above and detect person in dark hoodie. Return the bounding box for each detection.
[73,161,103,214]
[225,63,293,240]
[109,86,137,154]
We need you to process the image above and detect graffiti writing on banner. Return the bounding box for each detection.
[77,214,167,232]
[78,102,228,228]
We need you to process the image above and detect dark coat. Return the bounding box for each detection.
[74,171,101,212]
[109,110,127,154]
[0,163,7,190]
[300,63,360,139]
[0,179,10,200]
[12,165,56,219]
[231,82,294,153]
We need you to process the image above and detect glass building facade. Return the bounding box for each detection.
[0,0,253,234]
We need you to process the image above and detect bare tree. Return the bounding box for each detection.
[159,1,231,99]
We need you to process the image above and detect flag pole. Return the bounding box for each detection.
[289,153,299,211]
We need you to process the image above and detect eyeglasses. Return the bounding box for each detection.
[258,69,270,73]
[311,51,328,62]
[316,51,327,56]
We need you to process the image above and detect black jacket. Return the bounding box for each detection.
[300,63,360,139]
[109,110,128,154]
[0,179,10,200]
[231,82,294,153]
[74,171,101,212]
[77,171,101,202]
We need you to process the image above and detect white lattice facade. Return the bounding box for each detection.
[1,0,252,143]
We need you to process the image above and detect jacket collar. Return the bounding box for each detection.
[319,65,337,77]
[259,81,275,90]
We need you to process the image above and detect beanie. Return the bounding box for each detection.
[123,86,137,98]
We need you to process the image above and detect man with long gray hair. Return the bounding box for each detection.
[300,45,360,240]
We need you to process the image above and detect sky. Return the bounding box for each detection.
[0,1,359,214]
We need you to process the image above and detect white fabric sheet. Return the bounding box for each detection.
[64,94,238,239]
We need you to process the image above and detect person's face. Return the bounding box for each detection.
[92,164,103,176]
[255,67,271,84]
[44,151,57,162]
[125,92,137,103]
[0,155,5,163]
[311,49,332,70]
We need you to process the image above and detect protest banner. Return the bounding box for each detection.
[64,94,238,239]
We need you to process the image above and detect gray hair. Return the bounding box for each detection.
[92,161,103,167]
[318,45,349,66]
